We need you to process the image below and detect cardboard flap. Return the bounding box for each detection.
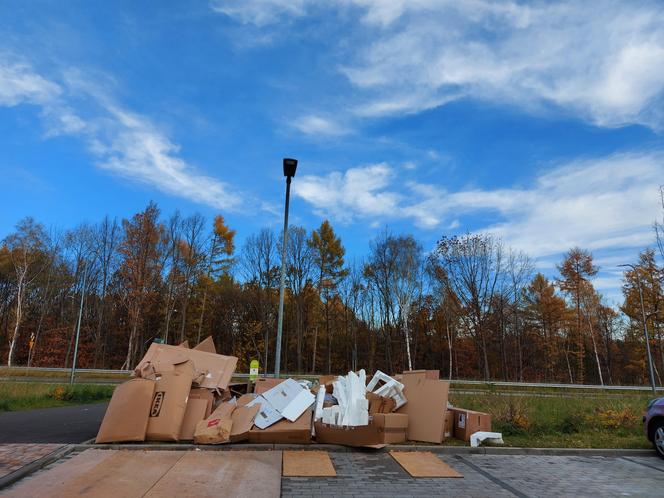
[208,401,237,420]
[230,404,260,441]
[178,340,190,348]
[193,336,216,354]
[135,343,238,390]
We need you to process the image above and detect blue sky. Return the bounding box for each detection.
[2,0,664,303]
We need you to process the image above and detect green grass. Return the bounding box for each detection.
[448,392,652,449]
[0,382,115,411]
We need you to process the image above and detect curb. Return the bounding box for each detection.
[0,444,74,491]
[73,442,657,457]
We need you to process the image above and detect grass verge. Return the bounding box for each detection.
[0,382,115,411]
[449,392,652,449]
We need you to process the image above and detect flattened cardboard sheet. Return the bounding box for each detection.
[135,343,237,390]
[254,377,284,394]
[283,451,336,477]
[397,371,449,444]
[390,451,463,478]
[95,378,155,443]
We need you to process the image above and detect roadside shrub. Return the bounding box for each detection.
[559,413,586,434]
[0,399,10,411]
[592,408,638,430]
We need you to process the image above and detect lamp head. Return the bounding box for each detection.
[283,158,298,178]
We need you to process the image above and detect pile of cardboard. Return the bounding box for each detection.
[96,337,239,443]
[96,348,493,447]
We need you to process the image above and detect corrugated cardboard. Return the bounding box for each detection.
[314,413,408,447]
[248,409,313,444]
[444,409,454,439]
[193,416,233,444]
[193,335,216,354]
[229,404,260,442]
[145,359,195,441]
[451,408,492,441]
[95,378,155,443]
[247,395,283,429]
[254,377,285,394]
[397,371,449,443]
[367,392,396,414]
[135,342,238,390]
[179,398,209,440]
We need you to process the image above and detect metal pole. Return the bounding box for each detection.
[70,262,87,385]
[621,263,657,395]
[275,176,291,378]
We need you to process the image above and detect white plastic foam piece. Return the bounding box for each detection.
[366,370,404,393]
[314,385,325,422]
[322,405,341,425]
[470,431,504,448]
[374,381,407,410]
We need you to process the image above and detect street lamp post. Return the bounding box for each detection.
[275,158,298,378]
[619,263,657,395]
[70,261,88,385]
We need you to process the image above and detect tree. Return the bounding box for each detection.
[523,273,568,381]
[3,218,49,366]
[431,233,503,380]
[196,215,236,344]
[557,247,598,384]
[117,202,164,368]
[308,220,348,374]
[365,232,423,371]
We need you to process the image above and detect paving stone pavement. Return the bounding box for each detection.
[281,452,664,497]
[0,444,63,479]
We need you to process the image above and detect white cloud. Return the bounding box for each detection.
[210,0,308,26]
[293,152,664,260]
[215,0,664,129]
[0,62,61,106]
[0,59,242,211]
[342,1,664,128]
[293,114,348,136]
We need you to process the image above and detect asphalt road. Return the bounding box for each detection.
[0,403,108,443]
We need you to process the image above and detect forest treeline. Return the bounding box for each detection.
[1,201,663,385]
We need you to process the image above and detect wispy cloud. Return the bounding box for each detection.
[293,152,664,260]
[0,58,242,211]
[293,114,348,137]
[216,0,664,129]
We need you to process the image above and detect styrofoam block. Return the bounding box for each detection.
[314,386,325,422]
[470,431,504,448]
[366,370,404,393]
[280,388,315,422]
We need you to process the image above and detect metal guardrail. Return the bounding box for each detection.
[1,366,663,392]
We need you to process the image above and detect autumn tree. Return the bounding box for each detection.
[3,218,50,366]
[309,220,348,374]
[431,233,503,380]
[117,202,164,368]
[196,215,236,343]
[522,273,568,381]
[557,247,598,384]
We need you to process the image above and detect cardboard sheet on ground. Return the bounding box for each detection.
[390,451,463,478]
[283,451,336,477]
[135,342,238,390]
[3,450,184,498]
[397,371,449,443]
[144,450,282,498]
[96,378,155,443]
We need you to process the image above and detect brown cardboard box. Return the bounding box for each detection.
[229,404,260,442]
[254,377,285,394]
[145,359,196,441]
[314,413,408,447]
[193,401,236,444]
[193,335,216,353]
[178,388,214,440]
[451,408,492,441]
[248,409,313,444]
[397,371,449,443]
[444,409,454,439]
[366,392,396,414]
[135,343,238,390]
[96,378,155,443]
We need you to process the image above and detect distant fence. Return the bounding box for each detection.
[2,366,663,392]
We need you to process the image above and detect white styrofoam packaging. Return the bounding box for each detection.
[261,378,315,422]
[246,395,283,429]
